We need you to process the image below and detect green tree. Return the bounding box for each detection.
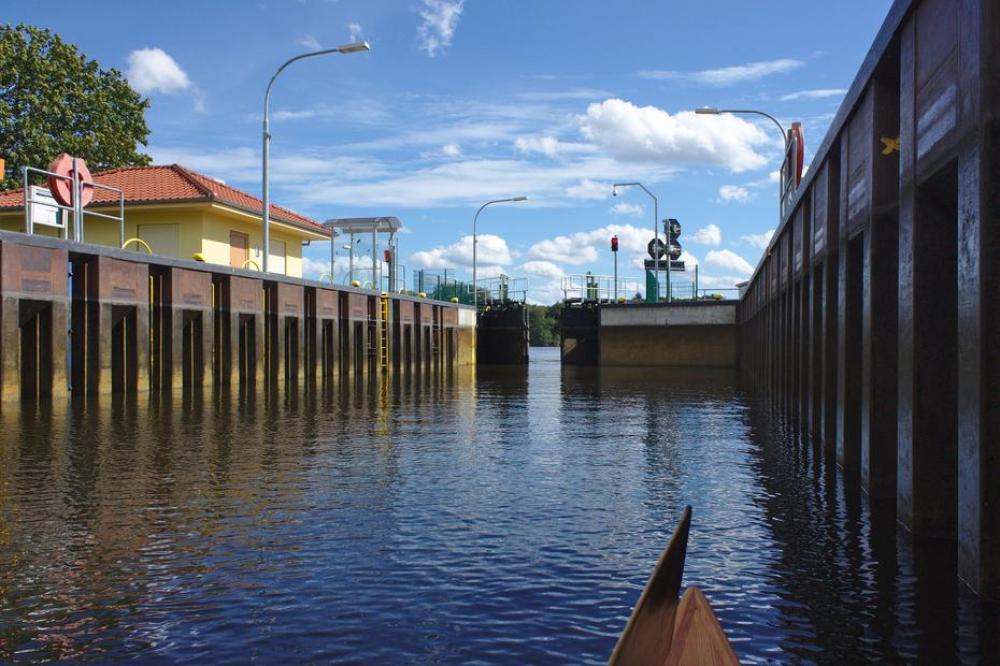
[528,304,562,347]
[0,24,151,190]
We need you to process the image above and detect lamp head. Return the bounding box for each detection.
[336,41,371,54]
[512,196,527,202]
[695,107,721,115]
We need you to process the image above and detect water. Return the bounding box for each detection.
[1,347,997,663]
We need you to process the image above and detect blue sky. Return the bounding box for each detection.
[9,0,892,302]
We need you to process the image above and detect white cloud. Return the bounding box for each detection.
[126,48,191,94]
[780,88,846,101]
[417,0,464,56]
[347,23,363,42]
[578,99,771,172]
[514,135,593,158]
[705,249,754,275]
[637,58,804,86]
[410,234,511,269]
[515,135,561,157]
[528,223,653,266]
[441,143,462,158]
[299,35,323,50]
[690,223,722,246]
[610,202,643,217]
[520,260,566,304]
[718,185,752,203]
[565,179,611,200]
[520,260,565,280]
[741,229,775,250]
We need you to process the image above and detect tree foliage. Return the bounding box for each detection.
[528,304,562,347]
[0,24,151,190]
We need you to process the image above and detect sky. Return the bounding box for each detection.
[8,0,893,303]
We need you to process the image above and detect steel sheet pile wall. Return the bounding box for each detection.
[0,232,474,402]
[736,0,1000,599]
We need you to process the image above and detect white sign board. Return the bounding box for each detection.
[29,186,64,229]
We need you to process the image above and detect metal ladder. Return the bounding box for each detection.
[379,293,389,369]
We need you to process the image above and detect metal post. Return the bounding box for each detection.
[22,167,30,235]
[330,229,337,284]
[262,42,370,275]
[371,227,377,290]
[349,233,355,284]
[614,251,618,301]
[72,157,82,243]
[472,196,527,311]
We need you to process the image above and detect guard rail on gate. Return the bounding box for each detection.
[561,274,641,302]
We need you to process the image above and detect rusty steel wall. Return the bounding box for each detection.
[737,0,1000,600]
[0,233,472,403]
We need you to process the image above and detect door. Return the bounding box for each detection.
[230,231,249,268]
[138,223,180,258]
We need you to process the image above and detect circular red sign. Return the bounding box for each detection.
[47,153,94,208]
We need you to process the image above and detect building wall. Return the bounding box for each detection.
[0,206,310,277]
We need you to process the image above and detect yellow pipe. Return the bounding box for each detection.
[241,259,261,271]
[122,237,153,254]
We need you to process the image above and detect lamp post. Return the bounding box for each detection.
[262,40,369,272]
[696,107,791,216]
[612,182,665,302]
[694,107,788,147]
[472,196,527,309]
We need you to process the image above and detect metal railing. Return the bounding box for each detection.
[561,274,641,302]
[414,269,471,302]
[474,275,526,304]
[22,166,125,246]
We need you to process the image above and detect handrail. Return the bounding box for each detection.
[122,237,152,254]
[318,272,335,284]
[241,259,261,271]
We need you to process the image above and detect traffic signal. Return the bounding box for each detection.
[667,218,681,242]
[611,235,619,252]
[383,249,392,263]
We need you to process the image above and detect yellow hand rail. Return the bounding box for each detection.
[241,259,261,271]
[122,237,153,254]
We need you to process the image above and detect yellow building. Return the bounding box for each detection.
[0,164,330,277]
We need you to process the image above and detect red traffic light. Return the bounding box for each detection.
[383,249,392,263]
[611,235,619,252]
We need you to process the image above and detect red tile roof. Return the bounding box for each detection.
[0,164,329,235]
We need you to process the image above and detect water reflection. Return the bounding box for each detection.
[0,349,996,663]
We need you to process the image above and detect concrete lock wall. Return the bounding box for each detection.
[598,302,738,368]
[735,0,1000,600]
[0,230,474,402]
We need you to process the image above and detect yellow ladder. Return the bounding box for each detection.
[379,293,389,369]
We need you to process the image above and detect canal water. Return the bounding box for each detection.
[1,347,997,663]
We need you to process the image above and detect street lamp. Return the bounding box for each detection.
[612,182,666,302]
[695,107,788,148]
[262,40,370,272]
[696,107,791,215]
[473,196,527,310]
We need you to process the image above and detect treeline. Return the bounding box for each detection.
[527,304,562,347]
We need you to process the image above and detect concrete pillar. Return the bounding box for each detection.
[154,267,213,392]
[836,231,863,475]
[312,287,339,385]
[858,71,902,499]
[956,0,1000,600]
[821,254,839,454]
[272,282,305,388]
[0,242,69,400]
[398,300,415,373]
[73,255,149,395]
[861,215,899,498]
[897,4,960,538]
[218,275,264,390]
